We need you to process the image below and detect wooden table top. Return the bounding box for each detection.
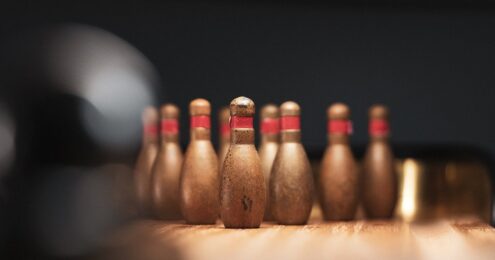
[102,216,495,260]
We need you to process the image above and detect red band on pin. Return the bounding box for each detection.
[369,119,389,136]
[280,116,300,130]
[144,124,158,135]
[190,115,210,129]
[230,116,253,129]
[220,123,230,137]
[260,118,280,134]
[328,120,353,135]
[161,119,178,134]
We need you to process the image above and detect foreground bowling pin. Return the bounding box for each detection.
[135,106,159,216]
[362,104,397,218]
[218,106,230,171]
[220,96,265,228]
[319,103,359,220]
[258,104,280,221]
[150,104,183,220]
[179,99,219,224]
[270,101,314,225]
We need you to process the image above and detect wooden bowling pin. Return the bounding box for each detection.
[218,106,230,171]
[319,103,359,221]
[220,96,265,228]
[270,101,314,225]
[258,104,280,221]
[134,106,159,216]
[362,104,397,219]
[179,99,219,224]
[150,104,183,220]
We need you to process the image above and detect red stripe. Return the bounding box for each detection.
[261,118,280,134]
[280,116,300,130]
[190,115,210,129]
[369,119,389,136]
[161,119,178,134]
[144,124,158,136]
[230,116,253,129]
[328,120,353,134]
[220,123,230,137]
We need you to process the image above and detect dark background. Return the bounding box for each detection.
[0,1,495,257]
[1,0,494,156]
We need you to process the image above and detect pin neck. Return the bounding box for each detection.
[279,115,301,143]
[261,133,279,143]
[329,134,349,145]
[162,134,179,143]
[143,123,158,144]
[220,122,230,138]
[281,131,301,143]
[189,115,211,141]
[219,122,230,146]
[230,115,254,144]
[231,129,254,144]
[327,119,353,135]
[190,128,210,141]
[160,118,179,143]
[260,118,280,135]
[219,136,230,144]
[370,135,389,142]
[369,119,390,141]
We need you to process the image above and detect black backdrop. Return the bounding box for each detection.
[1,1,494,156]
[1,0,495,257]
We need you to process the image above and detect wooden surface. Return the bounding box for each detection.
[103,215,495,260]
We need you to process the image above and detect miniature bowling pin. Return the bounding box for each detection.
[150,104,183,220]
[319,103,359,220]
[218,106,230,171]
[220,96,265,228]
[135,106,159,216]
[362,104,397,219]
[179,99,219,224]
[258,104,280,221]
[270,101,314,225]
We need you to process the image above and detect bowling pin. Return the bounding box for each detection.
[218,106,230,171]
[134,106,159,216]
[270,101,314,225]
[319,103,359,220]
[258,104,280,221]
[362,104,397,218]
[150,104,183,220]
[179,99,219,224]
[220,96,265,228]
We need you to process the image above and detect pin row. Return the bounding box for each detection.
[135,96,397,228]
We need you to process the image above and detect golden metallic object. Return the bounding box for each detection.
[395,158,491,223]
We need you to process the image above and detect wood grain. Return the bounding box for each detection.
[102,213,495,260]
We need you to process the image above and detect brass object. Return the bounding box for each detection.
[134,106,159,216]
[270,101,314,224]
[395,158,491,223]
[362,104,397,218]
[319,103,360,220]
[150,104,183,220]
[220,96,265,228]
[179,98,219,224]
[258,104,280,221]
